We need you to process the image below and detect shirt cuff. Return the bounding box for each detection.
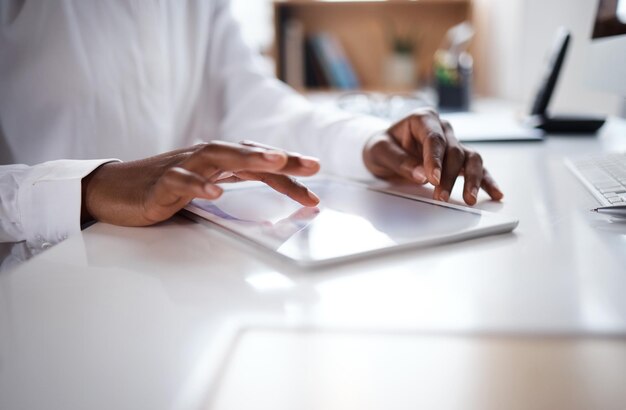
[328,115,390,181]
[18,159,119,250]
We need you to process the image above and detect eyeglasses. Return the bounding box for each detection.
[336,91,435,121]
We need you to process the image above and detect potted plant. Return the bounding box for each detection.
[383,22,421,89]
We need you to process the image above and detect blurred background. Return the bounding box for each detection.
[231,0,624,117]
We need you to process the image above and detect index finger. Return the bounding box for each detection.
[241,140,320,176]
[182,141,289,177]
[235,171,320,207]
[481,168,504,201]
[408,111,447,186]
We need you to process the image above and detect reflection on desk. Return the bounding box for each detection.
[1,117,626,410]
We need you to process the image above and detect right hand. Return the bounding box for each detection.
[363,109,503,205]
[81,141,321,226]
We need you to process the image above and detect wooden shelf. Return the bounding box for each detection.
[274,0,474,91]
[275,0,470,5]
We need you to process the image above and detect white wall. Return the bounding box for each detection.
[230,0,274,53]
[476,0,622,116]
[473,0,525,101]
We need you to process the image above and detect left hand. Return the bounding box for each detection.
[363,109,503,206]
[82,140,321,227]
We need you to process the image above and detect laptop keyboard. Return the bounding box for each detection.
[566,153,626,206]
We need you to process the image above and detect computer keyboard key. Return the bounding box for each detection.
[595,183,619,189]
[599,187,622,193]
[568,153,626,206]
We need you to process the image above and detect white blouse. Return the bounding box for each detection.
[0,0,388,260]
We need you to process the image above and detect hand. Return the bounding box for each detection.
[362,109,503,205]
[82,141,321,226]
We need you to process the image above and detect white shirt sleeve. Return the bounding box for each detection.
[208,0,391,181]
[0,159,117,249]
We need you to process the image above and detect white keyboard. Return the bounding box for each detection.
[566,153,626,206]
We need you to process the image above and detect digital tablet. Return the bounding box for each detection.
[183,178,518,266]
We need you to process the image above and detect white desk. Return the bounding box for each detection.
[1,119,626,410]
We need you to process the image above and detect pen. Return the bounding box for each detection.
[591,205,626,217]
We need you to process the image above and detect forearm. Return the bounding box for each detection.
[219,83,390,180]
[208,0,390,180]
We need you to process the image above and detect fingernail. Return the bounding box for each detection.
[440,190,450,202]
[300,156,319,168]
[432,168,441,185]
[493,189,504,201]
[263,151,286,162]
[471,187,479,199]
[204,183,221,196]
[307,190,320,204]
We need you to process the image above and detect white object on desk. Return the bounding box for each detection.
[184,179,518,266]
[441,112,544,142]
[308,93,545,142]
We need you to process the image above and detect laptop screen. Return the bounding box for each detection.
[592,0,626,39]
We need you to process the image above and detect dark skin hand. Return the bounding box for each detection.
[363,108,504,205]
[82,109,502,227]
[81,141,321,226]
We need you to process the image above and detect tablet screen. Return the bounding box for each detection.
[186,179,496,264]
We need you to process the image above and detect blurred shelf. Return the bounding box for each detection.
[275,0,470,4]
[274,0,474,92]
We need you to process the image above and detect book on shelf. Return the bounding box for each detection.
[308,32,360,90]
[283,19,305,89]
[305,38,329,88]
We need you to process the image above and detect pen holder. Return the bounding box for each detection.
[435,61,472,112]
[435,52,474,111]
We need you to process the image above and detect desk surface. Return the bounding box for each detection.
[1,118,626,410]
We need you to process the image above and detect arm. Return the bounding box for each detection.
[0,160,117,248]
[1,142,321,253]
[207,0,389,180]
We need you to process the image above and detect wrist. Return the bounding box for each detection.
[81,172,95,225]
[80,162,115,224]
